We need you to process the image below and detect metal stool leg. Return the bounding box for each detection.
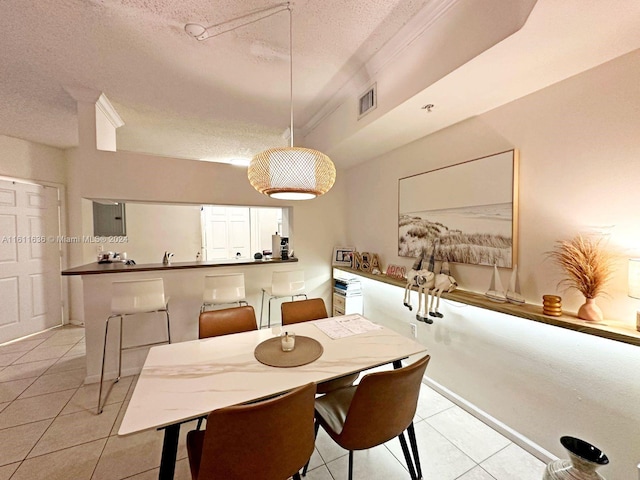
[302,416,320,476]
[165,306,171,344]
[117,316,124,381]
[398,431,418,480]
[407,422,422,479]
[259,290,266,329]
[348,451,354,480]
[98,314,118,415]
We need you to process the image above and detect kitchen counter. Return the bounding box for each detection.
[66,257,303,384]
[62,257,298,276]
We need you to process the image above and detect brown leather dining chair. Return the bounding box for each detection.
[310,354,430,480]
[281,298,359,394]
[281,297,329,325]
[186,382,316,480]
[196,305,258,429]
[198,305,257,339]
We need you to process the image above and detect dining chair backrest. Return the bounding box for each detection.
[202,273,246,304]
[281,298,328,325]
[187,382,316,480]
[337,354,430,451]
[198,306,257,339]
[111,278,166,315]
[271,270,305,297]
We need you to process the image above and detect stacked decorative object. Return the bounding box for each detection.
[543,436,609,480]
[542,295,562,316]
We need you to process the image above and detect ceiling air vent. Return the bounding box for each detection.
[358,83,377,119]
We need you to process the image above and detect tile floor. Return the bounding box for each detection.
[0,325,547,480]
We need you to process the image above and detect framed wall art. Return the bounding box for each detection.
[332,246,355,267]
[398,149,519,267]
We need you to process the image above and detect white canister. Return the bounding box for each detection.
[272,233,281,259]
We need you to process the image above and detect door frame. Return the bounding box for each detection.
[0,174,68,327]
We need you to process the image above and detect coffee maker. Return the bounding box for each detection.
[280,237,289,260]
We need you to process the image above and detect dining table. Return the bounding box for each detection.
[118,314,428,480]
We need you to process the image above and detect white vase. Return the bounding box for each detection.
[543,436,608,480]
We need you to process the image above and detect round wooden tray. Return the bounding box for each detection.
[254,336,323,368]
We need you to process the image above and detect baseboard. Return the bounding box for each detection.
[422,376,557,464]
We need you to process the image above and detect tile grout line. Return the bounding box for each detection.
[2,329,87,479]
[92,365,140,479]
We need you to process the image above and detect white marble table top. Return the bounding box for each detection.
[119,317,427,435]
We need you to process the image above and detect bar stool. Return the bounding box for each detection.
[97,278,171,414]
[201,273,248,312]
[259,270,307,329]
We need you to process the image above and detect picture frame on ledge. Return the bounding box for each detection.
[332,246,355,267]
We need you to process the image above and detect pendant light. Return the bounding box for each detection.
[247,4,336,200]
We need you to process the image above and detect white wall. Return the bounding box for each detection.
[343,50,640,480]
[65,146,349,324]
[0,135,66,185]
[81,200,202,264]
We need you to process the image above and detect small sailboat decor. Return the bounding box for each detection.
[506,264,525,305]
[485,264,507,302]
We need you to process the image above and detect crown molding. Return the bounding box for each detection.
[63,86,124,128]
[96,93,124,128]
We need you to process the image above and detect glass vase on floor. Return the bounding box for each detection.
[543,436,609,480]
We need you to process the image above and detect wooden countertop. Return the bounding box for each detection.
[62,257,299,276]
[334,266,640,348]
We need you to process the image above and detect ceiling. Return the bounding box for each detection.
[0,0,639,169]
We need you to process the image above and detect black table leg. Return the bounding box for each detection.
[158,424,180,480]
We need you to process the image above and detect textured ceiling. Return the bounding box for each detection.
[1,0,639,168]
[0,0,428,161]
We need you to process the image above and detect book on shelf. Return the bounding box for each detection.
[333,282,361,292]
[333,288,362,297]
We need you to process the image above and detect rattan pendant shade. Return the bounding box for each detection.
[248,147,336,200]
[185,3,335,199]
[247,3,336,200]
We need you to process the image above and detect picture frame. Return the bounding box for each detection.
[398,149,519,267]
[332,246,355,267]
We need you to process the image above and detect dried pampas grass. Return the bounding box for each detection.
[548,234,614,299]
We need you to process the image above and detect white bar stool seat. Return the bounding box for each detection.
[260,270,307,328]
[97,278,171,414]
[201,273,248,312]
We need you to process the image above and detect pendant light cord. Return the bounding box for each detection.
[288,4,294,148]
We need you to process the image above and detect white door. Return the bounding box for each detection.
[227,207,250,259]
[0,179,62,343]
[202,206,250,260]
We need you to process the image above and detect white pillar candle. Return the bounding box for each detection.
[281,331,295,351]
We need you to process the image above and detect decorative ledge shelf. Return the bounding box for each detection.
[334,266,640,348]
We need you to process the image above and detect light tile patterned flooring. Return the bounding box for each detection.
[0,325,547,480]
